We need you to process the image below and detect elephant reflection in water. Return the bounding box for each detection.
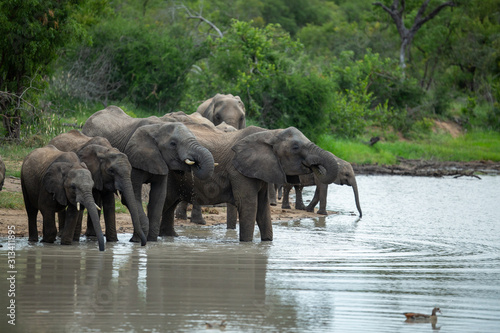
[15,246,280,332]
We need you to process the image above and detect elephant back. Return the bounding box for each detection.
[82,106,146,151]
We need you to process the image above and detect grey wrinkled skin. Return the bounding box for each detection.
[82,106,215,241]
[49,130,147,246]
[21,145,105,251]
[159,124,339,242]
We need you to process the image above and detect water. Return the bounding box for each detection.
[1,175,499,332]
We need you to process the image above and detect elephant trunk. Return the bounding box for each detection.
[83,194,105,251]
[351,178,362,218]
[306,145,339,185]
[183,141,215,181]
[120,182,147,246]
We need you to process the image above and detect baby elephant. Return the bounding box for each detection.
[21,145,105,251]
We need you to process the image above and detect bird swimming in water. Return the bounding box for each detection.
[403,307,441,323]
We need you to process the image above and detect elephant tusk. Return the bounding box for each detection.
[95,203,101,211]
[214,163,219,167]
[117,191,121,201]
[77,202,81,211]
[184,159,196,165]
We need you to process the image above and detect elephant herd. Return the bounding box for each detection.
[19,93,362,251]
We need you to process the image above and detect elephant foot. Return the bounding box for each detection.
[106,236,118,242]
[295,204,306,210]
[190,211,207,225]
[29,236,39,242]
[72,236,81,242]
[282,204,291,209]
[239,237,253,242]
[157,230,178,237]
[60,239,73,245]
[270,202,277,206]
[41,237,56,243]
[261,237,273,241]
[306,206,315,213]
[175,210,188,220]
[85,230,97,237]
[316,209,328,215]
[191,217,207,225]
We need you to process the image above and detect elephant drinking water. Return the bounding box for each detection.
[160,123,339,242]
[82,106,215,241]
[21,145,105,251]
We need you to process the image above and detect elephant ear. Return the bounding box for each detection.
[125,124,170,175]
[232,130,286,184]
[43,162,69,206]
[77,145,104,191]
[234,95,246,112]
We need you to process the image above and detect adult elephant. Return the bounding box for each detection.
[160,124,339,242]
[163,111,239,225]
[49,130,147,246]
[0,155,5,191]
[282,156,362,217]
[82,106,215,241]
[196,93,246,129]
[21,145,105,251]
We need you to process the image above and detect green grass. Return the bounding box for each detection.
[0,191,25,210]
[318,130,500,164]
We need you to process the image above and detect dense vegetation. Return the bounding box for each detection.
[1,0,499,155]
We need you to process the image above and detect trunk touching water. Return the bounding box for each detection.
[351,179,362,218]
[121,182,147,246]
[84,195,105,251]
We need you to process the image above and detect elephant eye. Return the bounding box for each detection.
[170,141,177,148]
[108,168,115,175]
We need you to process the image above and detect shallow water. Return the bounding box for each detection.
[1,175,500,332]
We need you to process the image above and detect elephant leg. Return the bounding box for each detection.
[61,206,79,245]
[277,184,283,200]
[130,177,150,243]
[27,207,39,242]
[147,177,168,241]
[174,201,189,220]
[226,204,238,229]
[306,186,320,213]
[235,181,259,242]
[57,210,66,237]
[294,185,306,210]
[41,209,58,243]
[316,183,328,215]
[190,204,207,225]
[256,185,273,241]
[102,191,118,242]
[268,183,277,206]
[281,184,292,209]
[160,199,180,237]
[73,210,84,241]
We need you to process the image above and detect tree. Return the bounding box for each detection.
[373,0,455,70]
[0,0,88,139]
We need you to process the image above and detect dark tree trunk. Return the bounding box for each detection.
[373,0,456,70]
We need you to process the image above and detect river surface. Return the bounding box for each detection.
[1,175,499,332]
